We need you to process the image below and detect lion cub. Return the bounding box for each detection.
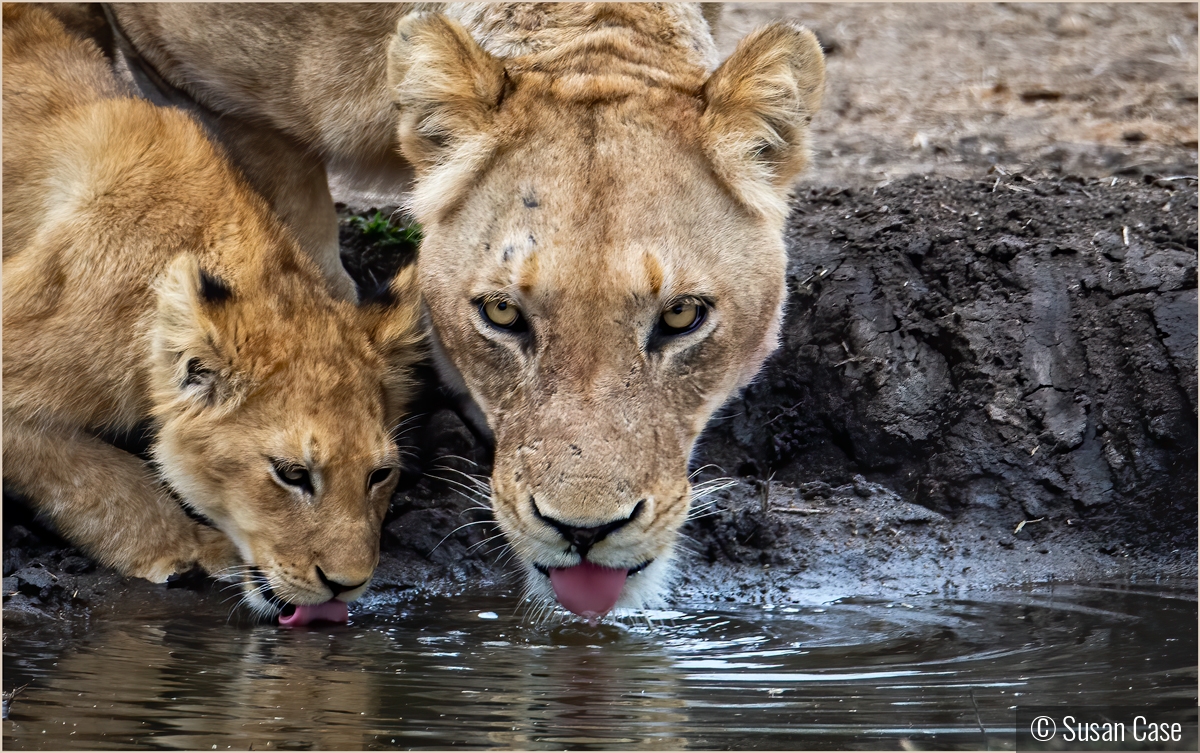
[2,4,423,623]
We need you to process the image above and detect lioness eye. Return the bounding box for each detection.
[659,300,706,335]
[271,459,313,494]
[368,467,396,489]
[480,298,524,330]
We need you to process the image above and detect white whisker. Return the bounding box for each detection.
[431,453,486,470]
[688,463,725,480]
[427,464,493,494]
[464,531,508,555]
[430,519,495,554]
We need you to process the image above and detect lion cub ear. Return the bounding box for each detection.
[387,13,507,171]
[701,22,826,223]
[359,264,426,428]
[150,256,246,414]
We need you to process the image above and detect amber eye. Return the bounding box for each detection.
[659,300,706,335]
[481,298,524,330]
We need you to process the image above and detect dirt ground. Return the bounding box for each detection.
[720,3,1198,186]
[3,3,1196,626]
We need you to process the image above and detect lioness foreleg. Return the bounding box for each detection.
[202,114,355,302]
[2,415,238,583]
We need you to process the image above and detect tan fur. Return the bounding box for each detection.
[2,5,424,616]
[107,2,420,301]
[103,3,825,610]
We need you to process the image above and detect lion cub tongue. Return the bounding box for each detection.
[548,562,628,620]
[277,600,349,627]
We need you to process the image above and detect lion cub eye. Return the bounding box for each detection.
[367,466,397,490]
[480,298,526,331]
[659,299,707,336]
[270,459,313,495]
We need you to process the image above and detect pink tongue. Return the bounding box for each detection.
[548,562,628,619]
[277,600,349,627]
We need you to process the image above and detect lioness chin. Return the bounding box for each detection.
[2,4,424,624]
[106,2,825,619]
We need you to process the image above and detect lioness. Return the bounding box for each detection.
[108,2,825,618]
[2,4,424,624]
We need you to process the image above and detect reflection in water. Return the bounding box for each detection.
[3,582,1196,750]
[476,623,690,749]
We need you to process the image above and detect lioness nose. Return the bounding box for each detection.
[315,566,368,597]
[532,498,645,559]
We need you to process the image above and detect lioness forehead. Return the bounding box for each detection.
[451,100,770,301]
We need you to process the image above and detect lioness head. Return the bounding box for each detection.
[389,9,824,618]
[149,255,422,620]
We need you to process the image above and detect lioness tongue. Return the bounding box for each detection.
[277,600,349,627]
[548,562,628,619]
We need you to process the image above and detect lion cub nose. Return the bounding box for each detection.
[315,566,369,598]
[532,499,645,559]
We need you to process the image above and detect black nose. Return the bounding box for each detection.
[315,567,367,597]
[531,498,645,560]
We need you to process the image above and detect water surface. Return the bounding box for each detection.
[3,581,1195,749]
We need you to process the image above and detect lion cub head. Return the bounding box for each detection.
[389,9,824,618]
[149,256,422,620]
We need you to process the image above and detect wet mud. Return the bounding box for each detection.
[705,172,1198,559]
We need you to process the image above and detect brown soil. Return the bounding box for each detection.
[718,2,1198,186]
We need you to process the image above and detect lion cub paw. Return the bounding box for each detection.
[127,527,239,584]
[192,526,241,578]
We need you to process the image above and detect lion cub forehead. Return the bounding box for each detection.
[265,418,393,466]
[233,301,376,365]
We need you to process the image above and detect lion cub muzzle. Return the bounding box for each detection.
[247,560,374,628]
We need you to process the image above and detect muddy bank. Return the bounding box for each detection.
[4,173,1195,628]
[708,171,1197,545]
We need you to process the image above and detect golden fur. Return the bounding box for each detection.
[103,2,825,611]
[2,4,424,616]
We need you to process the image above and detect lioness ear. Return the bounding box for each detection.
[701,22,825,223]
[150,256,246,414]
[360,264,426,428]
[387,13,507,171]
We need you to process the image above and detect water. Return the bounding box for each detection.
[3,582,1195,750]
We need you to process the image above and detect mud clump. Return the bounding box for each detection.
[694,172,1197,577]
